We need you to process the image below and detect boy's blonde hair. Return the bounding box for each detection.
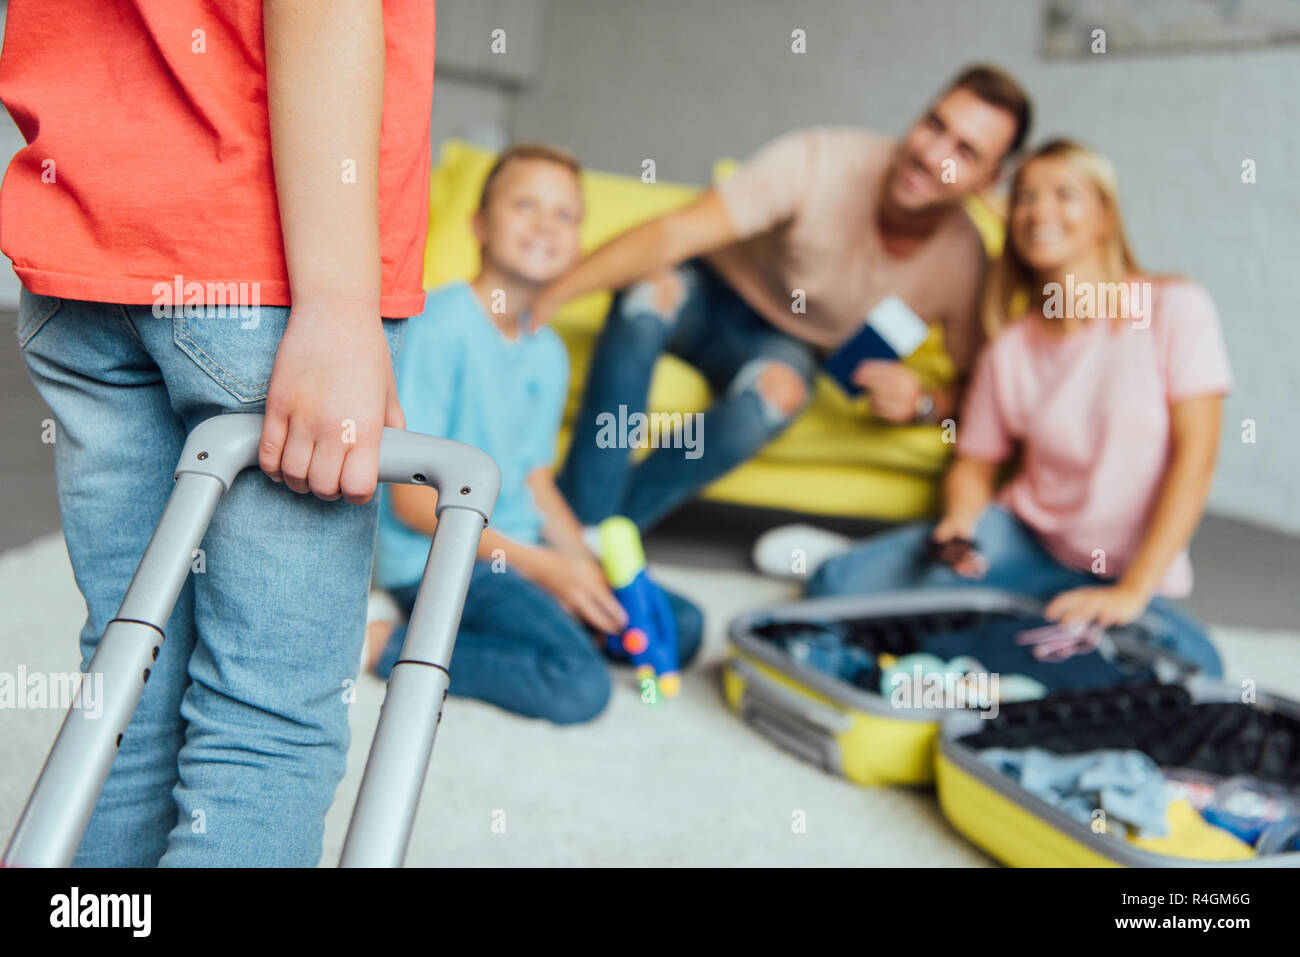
[478,142,583,211]
[981,138,1141,339]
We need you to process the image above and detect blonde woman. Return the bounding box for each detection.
[800,138,1231,676]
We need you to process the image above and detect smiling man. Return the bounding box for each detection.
[532,64,1032,532]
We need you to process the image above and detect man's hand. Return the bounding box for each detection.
[531,549,628,635]
[258,307,404,504]
[1045,583,1149,630]
[523,289,559,334]
[851,360,924,423]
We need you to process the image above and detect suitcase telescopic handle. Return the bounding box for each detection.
[4,413,500,869]
[173,412,500,519]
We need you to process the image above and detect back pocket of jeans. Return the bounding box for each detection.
[172,305,290,404]
[16,289,64,348]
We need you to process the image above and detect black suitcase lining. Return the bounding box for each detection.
[751,608,996,658]
[957,685,1300,787]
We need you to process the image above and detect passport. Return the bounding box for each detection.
[823,295,930,396]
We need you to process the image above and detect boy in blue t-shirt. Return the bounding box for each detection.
[366,144,703,723]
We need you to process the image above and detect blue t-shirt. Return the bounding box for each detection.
[375,280,569,590]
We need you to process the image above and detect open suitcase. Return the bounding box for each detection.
[726,588,1300,866]
[3,413,499,868]
[724,588,1193,787]
[937,680,1300,867]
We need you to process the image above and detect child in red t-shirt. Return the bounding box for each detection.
[2,1,435,867]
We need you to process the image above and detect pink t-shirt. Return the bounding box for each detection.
[957,278,1233,598]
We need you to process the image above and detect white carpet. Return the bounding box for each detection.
[2,532,1297,867]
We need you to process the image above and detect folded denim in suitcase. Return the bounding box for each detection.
[3,413,499,868]
[936,681,1300,867]
[723,588,1194,787]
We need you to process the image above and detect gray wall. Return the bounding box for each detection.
[508,0,1300,535]
[429,0,549,149]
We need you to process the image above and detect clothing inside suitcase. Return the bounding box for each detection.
[943,683,1300,860]
[955,684,1300,787]
[735,591,1299,859]
[748,605,1165,698]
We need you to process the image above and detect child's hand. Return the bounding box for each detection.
[258,307,404,504]
[929,516,987,578]
[1045,583,1148,630]
[532,549,628,635]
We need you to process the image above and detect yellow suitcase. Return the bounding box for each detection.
[723,589,1189,787]
[936,681,1300,867]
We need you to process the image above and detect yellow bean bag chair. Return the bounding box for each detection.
[422,139,1004,520]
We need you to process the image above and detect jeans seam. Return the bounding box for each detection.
[16,293,63,348]
[116,303,145,343]
[390,316,406,359]
[173,314,270,401]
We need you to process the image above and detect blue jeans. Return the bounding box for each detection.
[16,288,404,867]
[375,561,705,723]
[557,258,817,531]
[805,504,1222,678]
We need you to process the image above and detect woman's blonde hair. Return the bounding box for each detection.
[981,138,1141,339]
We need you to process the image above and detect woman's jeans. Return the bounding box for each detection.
[805,504,1223,678]
[375,561,705,723]
[557,258,817,532]
[16,288,404,867]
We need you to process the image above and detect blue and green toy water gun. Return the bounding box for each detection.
[598,516,681,699]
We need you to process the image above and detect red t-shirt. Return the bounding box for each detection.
[0,0,435,317]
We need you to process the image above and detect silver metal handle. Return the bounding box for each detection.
[4,413,499,868]
[173,412,499,520]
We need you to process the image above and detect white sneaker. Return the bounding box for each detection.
[361,589,405,675]
[752,524,852,580]
[366,588,402,627]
